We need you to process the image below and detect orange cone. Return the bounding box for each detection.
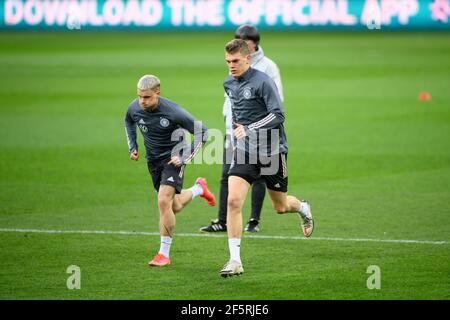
[419,91,431,101]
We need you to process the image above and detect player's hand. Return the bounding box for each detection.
[130,150,139,161]
[168,156,182,167]
[233,123,247,140]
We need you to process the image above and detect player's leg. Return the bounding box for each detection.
[245,177,266,232]
[220,175,251,278]
[227,175,251,239]
[149,184,176,267]
[158,185,177,237]
[159,163,189,214]
[172,178,216,213]
[147,161,172,267]
[221,175,250,276]
[266,190,314,237]
[156,162,214,214]
[220,149,259,277]
[172,190,191,213]
[149,161,201,266]
[266,189,299,213]
[263,153,314,237]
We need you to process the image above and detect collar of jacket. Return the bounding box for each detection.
[251,46,264,66]
[237,67,254,82]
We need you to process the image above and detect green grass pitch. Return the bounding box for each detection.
[0,31,449,300]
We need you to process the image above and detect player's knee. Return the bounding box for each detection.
[227,196,242,212]
[157,197,172,211]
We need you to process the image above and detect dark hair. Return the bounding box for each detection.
[234,24,260,46]
[225,39,250,56]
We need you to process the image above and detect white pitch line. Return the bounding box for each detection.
[0,228,448,245]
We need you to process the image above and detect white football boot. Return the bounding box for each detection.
[220,260,244,278]
[299,200,314,237]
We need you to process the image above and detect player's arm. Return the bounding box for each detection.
[170,108,208,166]
[124,109,139,161]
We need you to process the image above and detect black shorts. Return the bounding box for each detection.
[228,152,288,192]
[147,159,185,194]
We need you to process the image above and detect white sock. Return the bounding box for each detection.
[159,236,172,257]
[188,183,203,199]
[228,238,241,264]
[298,200,308,219]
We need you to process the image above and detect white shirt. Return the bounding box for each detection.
[223,46,284,136]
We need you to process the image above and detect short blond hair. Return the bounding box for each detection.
[137,75,160,91]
